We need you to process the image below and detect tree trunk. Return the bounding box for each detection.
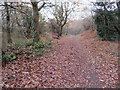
[117,1,120,24]
[117,1,120,9]
[59,26,63,36]
[57,26,63,38]
[31,2,40,42]
[4,2,12,44]
[117,2,120,20]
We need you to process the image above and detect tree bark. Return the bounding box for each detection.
[4,2,12,44]
[31,2,40,42]
[59,26,63,36]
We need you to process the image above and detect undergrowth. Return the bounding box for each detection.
[1,37,53,67]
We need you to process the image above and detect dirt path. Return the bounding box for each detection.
[3,36,117,88]
[46,36,102,88]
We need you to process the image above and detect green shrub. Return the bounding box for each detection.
[9,53,17,61]
[34,41,45,48]
[2,51,17,67]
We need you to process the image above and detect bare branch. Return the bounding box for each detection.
[38,2,46,11]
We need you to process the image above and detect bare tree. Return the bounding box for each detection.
[30,0,46,42]
[53,2,73,38]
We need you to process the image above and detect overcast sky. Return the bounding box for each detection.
[40,0,119,20]
[0,0,94,21]
[41,0,94,21]
[1,0,118,20]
